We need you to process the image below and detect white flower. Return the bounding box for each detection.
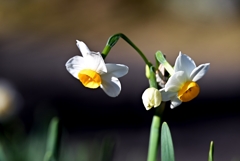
[160,52,210,109]
[142,87,162,110]
[66,40,129,97]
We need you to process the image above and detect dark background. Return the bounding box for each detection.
[1,0,240,160]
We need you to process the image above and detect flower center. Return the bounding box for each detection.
[177,81,200,102]
[78,69,101,89]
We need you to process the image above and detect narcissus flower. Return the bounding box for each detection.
[160,52,210,109]
[66,40,129,97]
[142,87,162,110]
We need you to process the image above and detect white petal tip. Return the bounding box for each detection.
[145,107,152,110]
[170,105,175,109]
[76,40,81,44]
[76,40,84,45]
[102,87,120,97]
[107,93,120,97]
[205,63,210,70]
[170,102,180,109]
[100,78,121,97]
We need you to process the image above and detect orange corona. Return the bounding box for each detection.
[78,69,101,88]
[178,81,200,102]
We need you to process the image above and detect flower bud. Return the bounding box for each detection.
[145,64,150,79]
[142,88,162,110]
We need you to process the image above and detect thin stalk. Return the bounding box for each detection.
[102,33,151,66]
[147,102,165,161]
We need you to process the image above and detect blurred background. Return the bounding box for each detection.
[1,0,240,160]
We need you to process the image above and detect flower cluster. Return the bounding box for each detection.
[142,52,210,109]
[65,39,209,110]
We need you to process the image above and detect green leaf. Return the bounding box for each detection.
[155,51,166,64]
[43,117,60,161]
[0,143,7,161]
[208,141,214,161]
[99,136,115,161]
[147,116,161,161]
[161,122,175,161]
[155,53,160,70]
[155,51,174,75]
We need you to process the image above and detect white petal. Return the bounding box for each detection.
[142,88,161,110]
[190,63,210,82]
[105,64,129,78]
[142,100,152,110]
[76,41,107,74]
[100,75,121,97]
[170,97,182,109]
[160,89,176,101]
[76,40,90,57]
[165,71,188,92]
[142,89,153,110]
[65,56,86,79]
[174,52,196,78]
[84,52,107,74]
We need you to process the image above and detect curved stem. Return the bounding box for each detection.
[102,33,151,66]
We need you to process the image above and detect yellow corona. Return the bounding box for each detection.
[78,69,101,88]
[178,81,200,102]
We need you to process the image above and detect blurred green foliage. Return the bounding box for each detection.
[0,116,115,161]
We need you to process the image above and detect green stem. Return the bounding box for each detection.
[147,51,166,161]
[147,115,161,161]
[102,45,111,57]
[149,66,158,89]
[101,33,151,66]
[147,102,165,161]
